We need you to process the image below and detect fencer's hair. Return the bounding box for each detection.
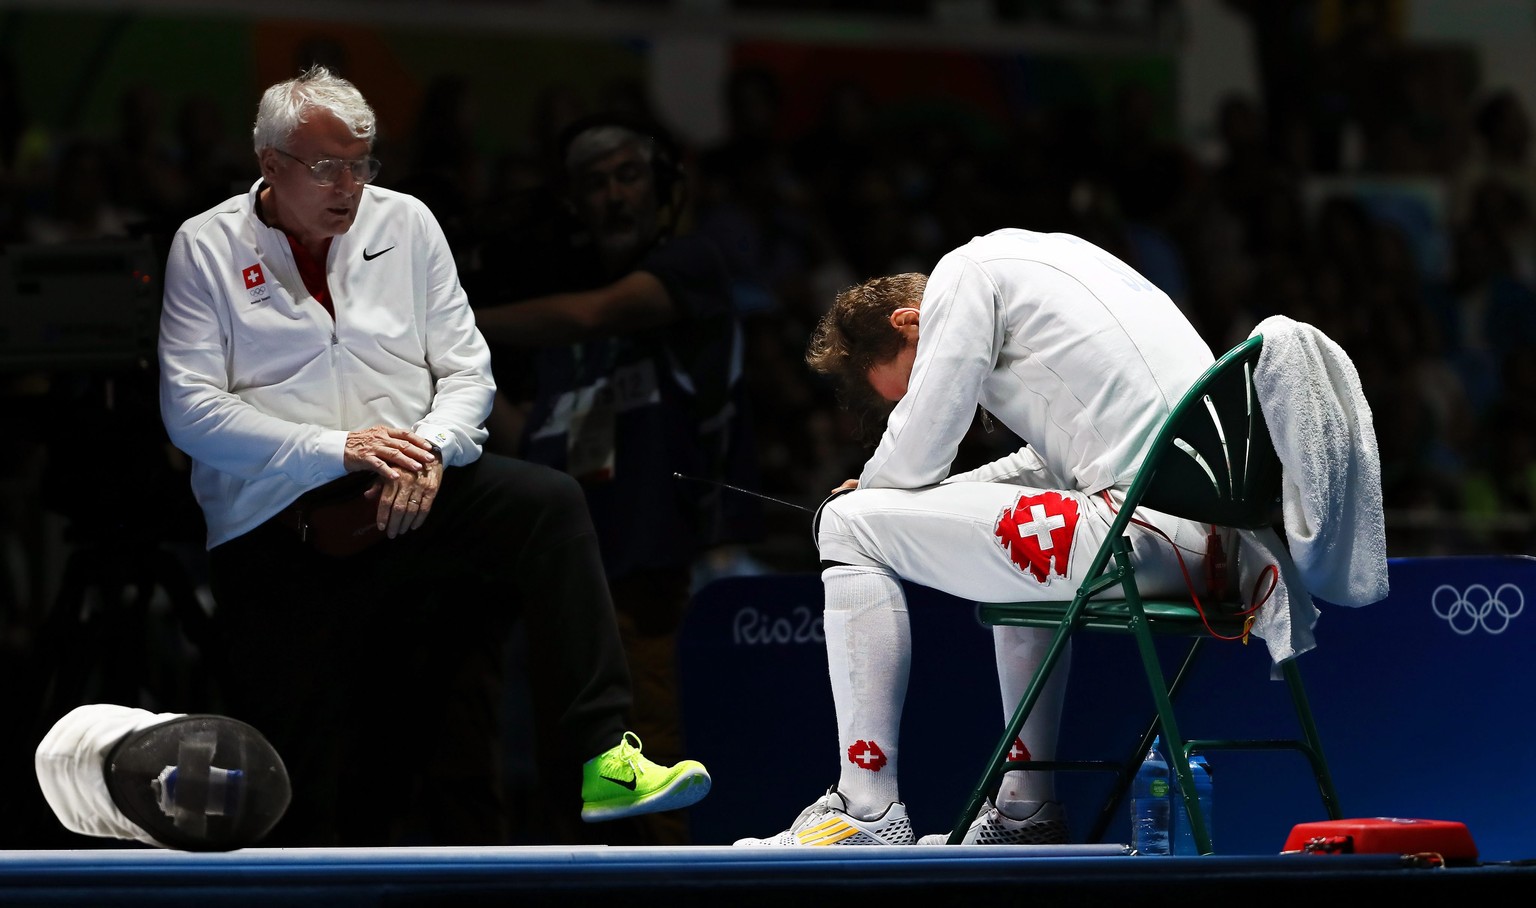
[252,65,376,154]
[806,273,929,386]
[806,273,928,443]
[563,124,656,176]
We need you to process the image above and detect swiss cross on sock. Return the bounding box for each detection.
[847,739,888,772]
[995,491,1079,584]
[1007,736,1032,763]
[242,263,266,289]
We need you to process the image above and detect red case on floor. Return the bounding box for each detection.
[1283,818,1478,864]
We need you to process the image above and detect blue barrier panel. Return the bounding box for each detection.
[1300,555,1536,861]
[679,556,1536,859]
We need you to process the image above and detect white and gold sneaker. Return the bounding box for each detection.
[733,787,915,846]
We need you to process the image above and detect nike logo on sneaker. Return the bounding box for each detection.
[362,245,395,261]
[600,773,638,791]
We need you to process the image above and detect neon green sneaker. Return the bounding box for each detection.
[580,732,711,822]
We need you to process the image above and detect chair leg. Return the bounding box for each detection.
[1282,658,1344,820]
[1088,637,1207,844]
[947,614,1077,844]
[1124,585,1213,854]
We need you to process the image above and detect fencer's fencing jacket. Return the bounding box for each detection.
[860,228,1215,495]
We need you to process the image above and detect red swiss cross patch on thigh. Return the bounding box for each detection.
[995,491,1080,585]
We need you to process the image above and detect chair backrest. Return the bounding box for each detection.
[1128,335,1281,530]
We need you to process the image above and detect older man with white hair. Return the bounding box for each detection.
[150,66,708,847]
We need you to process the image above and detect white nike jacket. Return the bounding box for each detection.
[159,180,494,548]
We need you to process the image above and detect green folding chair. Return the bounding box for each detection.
[946,335,1343,852]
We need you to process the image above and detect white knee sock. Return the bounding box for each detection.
[821,563,910,819]
[992,626,1071,815]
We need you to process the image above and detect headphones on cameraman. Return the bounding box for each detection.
[554,111,686,217]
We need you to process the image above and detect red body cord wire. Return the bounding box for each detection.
[1097,491,1277,641]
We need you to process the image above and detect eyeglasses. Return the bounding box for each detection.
[276,148,382,186]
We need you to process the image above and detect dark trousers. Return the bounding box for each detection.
[524,565,695,846]
[207,454,632,846]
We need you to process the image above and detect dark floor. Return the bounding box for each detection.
[4,845,1535,908]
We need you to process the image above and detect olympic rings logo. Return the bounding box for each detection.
[1431,584,1525,635]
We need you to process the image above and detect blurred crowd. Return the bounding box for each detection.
[1,18,1535,629]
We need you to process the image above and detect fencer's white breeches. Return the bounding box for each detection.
[817,481,1220,602]
[36,704,184,847]
[818,481,1227,812]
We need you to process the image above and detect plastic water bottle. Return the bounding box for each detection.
[1171,753,1214,855]
[1130,736,1171,855]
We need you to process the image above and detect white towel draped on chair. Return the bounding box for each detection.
[1241,315,1390,667]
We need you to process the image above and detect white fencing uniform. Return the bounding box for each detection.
[814,229,1224,828]
[820,228,1221,601]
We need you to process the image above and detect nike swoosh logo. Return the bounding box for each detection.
[600,774,638,791]
[362,245,395,261]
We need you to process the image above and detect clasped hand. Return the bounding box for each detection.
[344,426,442,538]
